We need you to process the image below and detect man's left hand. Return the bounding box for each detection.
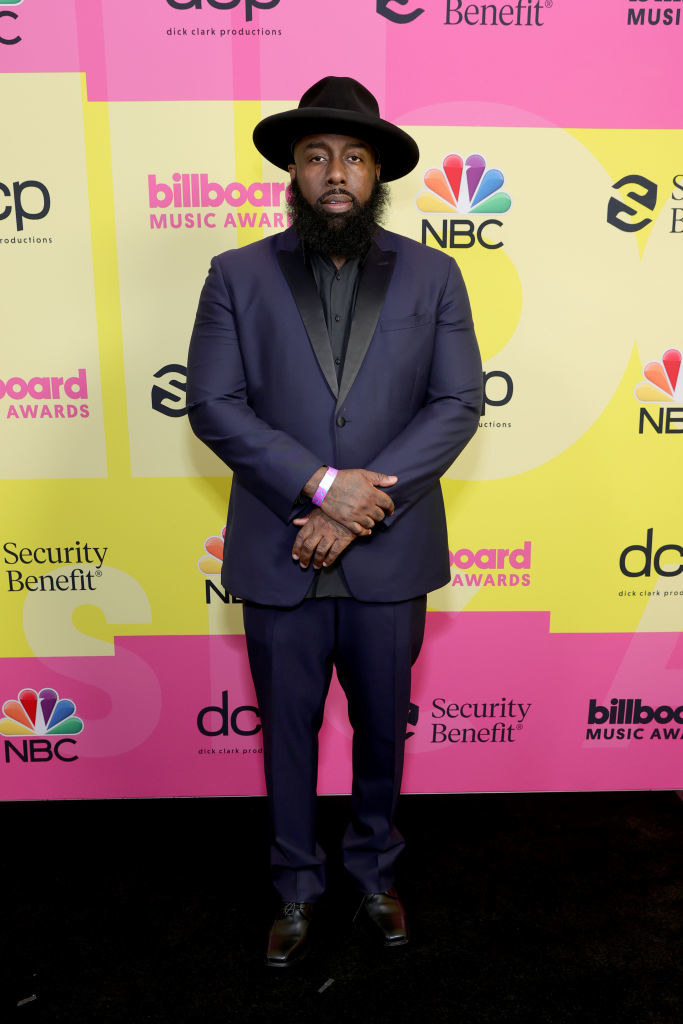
[291,508,364,569]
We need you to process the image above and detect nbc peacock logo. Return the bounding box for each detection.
[198,527,224,576]
[197,527,241,606]
[635,348,683,436]
[634,348,682,404]
[0,688,84,737]
[1,687,84,763]
[416,153,512,215]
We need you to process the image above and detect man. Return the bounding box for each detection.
[187,77,482,966]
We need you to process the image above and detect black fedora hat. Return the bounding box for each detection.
[253,77,419,183]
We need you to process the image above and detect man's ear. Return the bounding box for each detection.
[375,164,381,181]
[288,165,296,182]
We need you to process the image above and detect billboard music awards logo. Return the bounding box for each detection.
[3,540,107,594]
[1,687,84,764]
[585,698,683,742]
[449,541,531,588]
[626,0,682,27]
[417,153,511,250]
[148,174,291,231]
[164,0,283,37]
[634,348,683,435]
[0,0,22,47]
[0,369,90,421]
[0,176,53,244]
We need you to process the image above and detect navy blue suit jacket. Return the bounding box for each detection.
[187,226,482,606]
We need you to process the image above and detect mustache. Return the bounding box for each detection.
[317,188,358,207]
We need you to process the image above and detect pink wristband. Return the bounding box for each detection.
[312,466,337,507]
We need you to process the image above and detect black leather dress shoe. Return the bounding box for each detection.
[265,901,313,967]
[355,888,409,946]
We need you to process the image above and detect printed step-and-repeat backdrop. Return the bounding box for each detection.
[1,1,681,799]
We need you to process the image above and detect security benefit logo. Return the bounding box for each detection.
[148,174,290,231]
[0,0,22,47]
[626,0,682,28]
[377,0,424,23]
[152,363,188,417]
[431,697,532,746]
[3,540,107,595]
[0,176,52,246]
[0,369,90,421]
[449,541,531,589]
[165,0,283,36]
[0,687,84,764]
[607,173,683,234]
[444,1,550,28]
[634,348,683,436]
[585,698,683,743]
[417,152,511,251]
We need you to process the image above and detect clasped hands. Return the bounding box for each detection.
[292,468,398,570]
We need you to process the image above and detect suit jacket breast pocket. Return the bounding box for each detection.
[379,312,435,333]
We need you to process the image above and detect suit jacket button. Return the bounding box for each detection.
[336,415,346,428]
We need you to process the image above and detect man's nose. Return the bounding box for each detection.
[326,157,346,183]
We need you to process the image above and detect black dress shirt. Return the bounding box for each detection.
[304,249,364,598]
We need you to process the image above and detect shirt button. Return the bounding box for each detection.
[334,314,341,322]
[334,358,340,365]
[335,273,341,280]
[336,415,346,428]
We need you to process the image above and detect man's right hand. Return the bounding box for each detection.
[302,467,397,535]
[291,508,358,569]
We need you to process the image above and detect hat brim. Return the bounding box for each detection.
[252,107,419,183]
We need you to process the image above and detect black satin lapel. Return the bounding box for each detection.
[336,247,397,410]
[277,250,339,399]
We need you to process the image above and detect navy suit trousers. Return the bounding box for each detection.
[242,595,427,902]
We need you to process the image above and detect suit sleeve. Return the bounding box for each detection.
[365,257,482,525]
[186,256,323,524]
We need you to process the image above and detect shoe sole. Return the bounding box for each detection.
[265,944,309,969]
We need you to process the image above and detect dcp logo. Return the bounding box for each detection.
[619,529,683,578]
[607,174,658,233]
[0,0,22,47]
[0,178,51,232]
[197,690,261,736]
[166,0,279,21]
[482,370,513,415]
[377,0,425,23]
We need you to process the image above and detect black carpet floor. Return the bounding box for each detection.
[2,792,681,1023]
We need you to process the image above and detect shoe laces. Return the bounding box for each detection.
[282,901,306,918]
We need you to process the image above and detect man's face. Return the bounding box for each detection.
[288,134,380,222]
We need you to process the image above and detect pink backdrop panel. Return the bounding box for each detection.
[1,613,681,800]
[0,0,79,70]
[62,0,683,127]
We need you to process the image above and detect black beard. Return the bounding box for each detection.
[288,177,389,259]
